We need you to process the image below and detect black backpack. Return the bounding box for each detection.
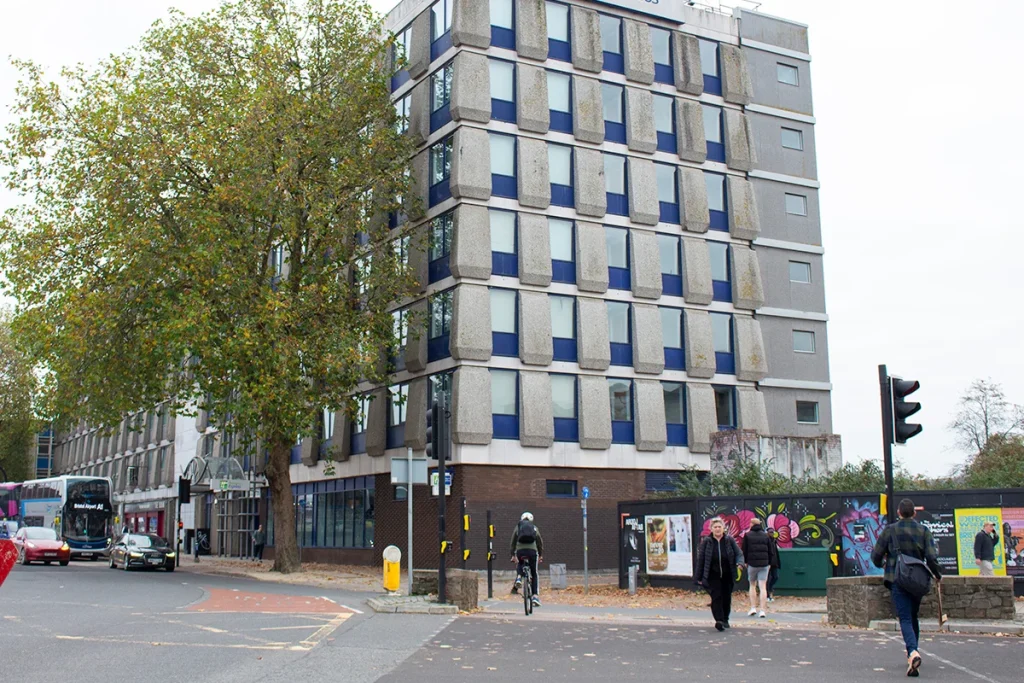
[889,527,933,598]
[517,520,537,544]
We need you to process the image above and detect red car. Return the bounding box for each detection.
[12,526,71,566]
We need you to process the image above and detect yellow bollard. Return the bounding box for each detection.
[382,545,402,593]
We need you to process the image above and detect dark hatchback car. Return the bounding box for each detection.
[108,533,176,572]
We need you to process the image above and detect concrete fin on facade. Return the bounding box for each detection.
[518,212,552,286]
[407,10,430,79]
[726,176,760,242]
[404,298,428,373]
[518,290,553,366]
[451,51,491,123]
[676,99,707,163]
[681,236,714,305]
[730,244,765,311]
[684,309,716,379]
[451,127,492,200]
[572,75,605,145]
[575,221,609,293]
[516,63,550,133]
[679,167,710,233]
[737,387,770,435]
[623,18,655,84]
[573,147,607,217]
[519,370,554,448]
[516,0,548,61]
[365,387,388,457]
[404,377,428,449]
[517,136,551,209]
[452,365,492,445]
[632,303,666,375]
[634,379,667,452]
[577,297,611,370]
[408,79,430,146]
[625,87,657,154]
[578,374,612,450]
[673,32,703,95]
[452,0,491,48]
[451,284,492,361]
[570,5,602,73]
[451,203,492,280]
[331,413,352,462]
[627,157,659,226]
[734,316,769,382]
[719,43,754,106]
[686,382,717,454]
[723,109,757,172]
[629,229,662,299]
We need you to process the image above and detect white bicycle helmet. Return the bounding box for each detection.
[521,512,534,522]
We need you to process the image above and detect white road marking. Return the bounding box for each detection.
[339,604,364,614]
[55,635,292,651]
[300,613,352,647]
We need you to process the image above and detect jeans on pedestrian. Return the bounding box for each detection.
[766,567,779,597]
[890,583,921,656]
[707,574,734,624]
[254,544,264,561]
[978,560,994,576]
[516,549,539,597]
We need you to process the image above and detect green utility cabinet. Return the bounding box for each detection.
[773,547,832,596]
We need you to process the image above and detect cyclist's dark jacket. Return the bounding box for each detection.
[510,522,544,556]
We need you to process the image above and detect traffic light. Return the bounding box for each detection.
[891,378,922,444]
[177,477,191,504]
[425,399,440,460]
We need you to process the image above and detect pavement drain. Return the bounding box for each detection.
[366,594,458,615]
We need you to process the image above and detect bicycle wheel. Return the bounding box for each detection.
[523,570,532,616]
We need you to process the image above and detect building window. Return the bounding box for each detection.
[705,172,728,231]
[428,289,453,362]
[350,394,371,454]
[703,104,724,163]
[604,154,628,216]
[605,226,630,290]
[777,63,800,86]
[490,59,516,123]
[489,209,518,277]
[430,0,453,61]
[391,24,412,91]
[651,26,673,84]
[490,288,518,357]
[785,193,808,216]
[430,62,453,131]
[793,330,816,354]
[654,94,676,154]
[430,371,452,407]
[708,241,731,302]
[781,127,804,150]
[601,83,625,143]
[550,218,575,283]
[796,401,819,424]
[711,312,734,374]
[608,301,632,367]
[546,479,577,498]
[391,308,408,370]
[550,295,577,362]
[661,307,684,370]
[490,133,517,199]
[658,234,682,296]
[789,260,812,283]
[551,374,578,442]
[546,1,571,61]
[549,143,574,207]
[322,407,335,442]
[663,382,687,446]
[656,163,679,224]
[714,386,736,430]
[491,369,519,439]
[395,94,411,134]
[608,378,634,444]
[600,14,623,73]
[699,39,721,95]
[547,71,573,133]
[490,0,515,50]
[429,211,453,282]
[429,136,452,206]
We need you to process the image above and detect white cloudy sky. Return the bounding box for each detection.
[1,1,1021,476]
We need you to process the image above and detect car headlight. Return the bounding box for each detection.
[61,543,70,551]
[129,552,143,558]
[166,552,176,558]
[25,542,36,549]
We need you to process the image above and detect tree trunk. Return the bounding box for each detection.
[265,438,300,573]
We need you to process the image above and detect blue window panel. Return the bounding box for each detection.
[654,63,674,85]
[554,417,579,442]
[603,51,625,74]
[493,413,519,439]
[611,421,634,444]
[290,445,302,465]
[387,424,407,450]
[712,280,731,302]
[553,337,577,362]
[391,70,410,92]
[492,174,518,199]
[389,351,405,372]
[657,131,676,154]
[607,192,629,216]
[492,26,515,49]
[550,110,573,133]
[350,431,366,455]
[493,331,518,357]
[492,98,516,123]
[429,254,451,283]
[430,104,452,132]
[430,31,452,62]
[608,266,631,290]
[707,140,725,163]
[662,273,682,296]
[551,183,574,207]
[709,209,729,232]
[610,342,632,366]
[429,178,451,207]
[552,260,576,284]
[492,251,518,277]
[704,74,722,96]
[659,202,680,225]
[664,347,685,371]
[428,334,450,362]
[715,351,735,375]
[605,121,626,144]
[549,38,571,62]
[666,423,688,447]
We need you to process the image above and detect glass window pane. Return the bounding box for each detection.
[793,330,816,353]
[431,1,444,41]
[549,219,573,261]
[711,313,731,353]
[547,72,570,112]
[656,164,676,204]
[607,302,629,344]
[600,15,621,53]
[490,134,515,176]
[702,105,722,143]
[430,213,452,260]
[490,289,516,333]
[653,95,673,134]
[551,375,576,419]
[651,27,671,65]
[431,67,451,111]
[660,308,681,348]
[490,0,513,28]
[604,155,625,194]
[708,241,728,281]
[663,382,685,424]
[796,401,819,424]
[715,387,734,425]
[785,193,808,216]
[490,60,514,101]
[550,296,575,339]
[789,261,811,283]
[389,384,408,426]
[490,209,516,253]
[546,2,569,41]
[705,173,725,211]
[352,489,365,547]
[601,84,623,123]
[781,128,804,150]
[699,39,719,77]
[549,144,572,186]
[777,63,799,85]
[657,234,679,275]
[605,227,627,268]
[491,370,517,415]
[608,379,632,421]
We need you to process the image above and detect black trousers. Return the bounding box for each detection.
[254,544,264,560]
[516,549,539,596]
[707,574,735,624]
[767,567,779,596]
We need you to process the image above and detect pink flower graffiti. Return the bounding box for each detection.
[765,513,801,548]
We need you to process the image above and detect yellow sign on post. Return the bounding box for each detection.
[382,545,402,593]
[954,508,1006,576]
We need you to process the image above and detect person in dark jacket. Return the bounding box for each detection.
[699,517,744,632]
[766,530,781,601]
[871,499,943,678]
[741,518,772,617]
[973,521,1000,576]
[510,512,544,607]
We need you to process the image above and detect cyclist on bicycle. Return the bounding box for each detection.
[510,512,544,607]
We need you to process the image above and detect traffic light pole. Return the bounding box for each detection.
[437,394,447,605]
[878,365,896,524]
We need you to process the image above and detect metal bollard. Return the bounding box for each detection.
[628,565,638,596]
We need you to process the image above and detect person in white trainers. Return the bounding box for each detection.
[741,518,771,618]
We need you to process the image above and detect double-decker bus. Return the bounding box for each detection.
[19,476,113,559]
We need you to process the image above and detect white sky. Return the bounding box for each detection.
[1,1,1021,476]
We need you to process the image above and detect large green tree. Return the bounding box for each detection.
[0,0,417,572]
[0,311,37,482]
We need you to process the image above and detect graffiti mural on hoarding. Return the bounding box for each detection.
[699,500,837,548]
[840,499,883,576]
[1002,508,1024,578]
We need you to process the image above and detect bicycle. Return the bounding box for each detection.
[520,558,533,616]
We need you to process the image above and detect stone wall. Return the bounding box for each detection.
[411,568,479,612]
[827,576,1016,627]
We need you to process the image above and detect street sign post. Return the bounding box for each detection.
[581,494,589,595]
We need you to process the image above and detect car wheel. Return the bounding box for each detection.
[122,556,130,571]
[60,560,69,567]
[108,555,116,569]
[19,549,29,565]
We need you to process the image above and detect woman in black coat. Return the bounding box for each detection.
[698,517,745,631]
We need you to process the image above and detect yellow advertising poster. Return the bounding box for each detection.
[954,508,1005,576]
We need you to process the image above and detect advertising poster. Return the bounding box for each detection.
[645,514,693,577]
[918,509,958,575]
[622,515,646,577]
[954,508,1005,576]
[1001,508,1024,581]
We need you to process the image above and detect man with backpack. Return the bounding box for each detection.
[510,511,543,608]
[871,499,943,678]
